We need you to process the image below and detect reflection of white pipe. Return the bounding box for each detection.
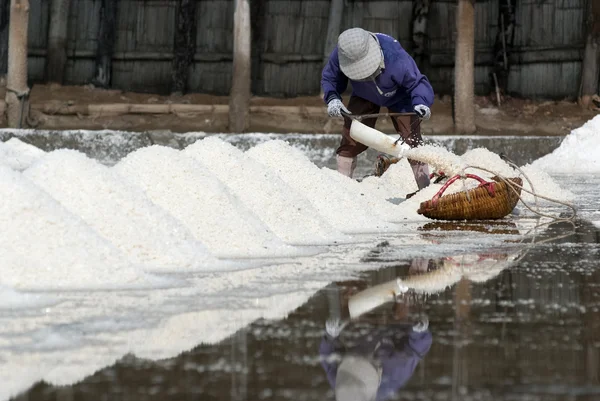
[349,120,410,157]
[347,252,519,320]
[348,280,398,319]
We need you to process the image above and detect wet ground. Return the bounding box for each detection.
[2,133,599,401]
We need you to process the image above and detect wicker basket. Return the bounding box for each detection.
[417,174,523,221]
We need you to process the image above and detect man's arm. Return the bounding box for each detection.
[396,56,435,108]
[319,335,344,389]
[321,47,349,104]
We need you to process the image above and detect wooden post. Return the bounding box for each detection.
[411,0,430,67]
[579,0,600,109]
[5,0,29,128]
[45,0,71,84]
[229,0,251,133]
[323,0,344,63]
[92,0,118,88]
[453,0,476,134]
[171,0,197,95]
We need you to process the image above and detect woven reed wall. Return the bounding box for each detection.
[0,0,588,99]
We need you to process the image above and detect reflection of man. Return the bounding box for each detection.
[319,318,432,401]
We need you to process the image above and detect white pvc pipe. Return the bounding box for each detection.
[347,280,398,319]
[348,120,411,157]
[347,252,518,320]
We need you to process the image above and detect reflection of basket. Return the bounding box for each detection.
[417,174,522,221]
[419,221,520,235]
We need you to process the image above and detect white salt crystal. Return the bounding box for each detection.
[245,139,396,234]
[402,144,467,177]
[23,149,213,271]
[0,138,46,171]
[114,145,304,259]
[183,137,351,245]
[0,165,158,290]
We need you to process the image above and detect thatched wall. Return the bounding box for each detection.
[0,0,589,99]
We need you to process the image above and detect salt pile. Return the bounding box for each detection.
[183,137,350,245]
[246,139,396,234]
[114,145,303,259]
[23,149,213,271]
[0,165,157,290]
[460,147,574,204]
[0,138,46,171]
[519,165,575,203]
[461,147,517,178]
[402,143,467,176]
[321,166,426,222]
[359,160,418,200]
[529,114,600,174]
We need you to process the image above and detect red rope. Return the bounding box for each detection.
[430,174,496,206]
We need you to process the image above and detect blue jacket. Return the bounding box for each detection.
[319,323,432,401]
[321,33,434,112]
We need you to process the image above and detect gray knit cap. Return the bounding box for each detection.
[338,28,383,81]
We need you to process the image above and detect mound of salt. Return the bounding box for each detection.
[519,164,575,204]
[183,137,350,245]
[529,115,600,174]
[459,147,574,204]
[0,138,46,171]
[461,147,518,178]
[24,149,213,271]
[0,165,158,290]
[114,145,303,259]
[321,166,425,223]
[359,159,418,200]
[402,144,467,177]
[246,140,396,234]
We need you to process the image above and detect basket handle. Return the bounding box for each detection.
[430,174,496,206]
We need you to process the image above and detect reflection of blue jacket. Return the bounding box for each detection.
[319,324,432,401]
[321,33,434,112]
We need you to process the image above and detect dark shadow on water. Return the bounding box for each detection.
[13,219,600,401]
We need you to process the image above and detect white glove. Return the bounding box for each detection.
[325,318,347,338]
[414,104,431,120]
[327,98,351,118]
[396,277,409,294]
[412,317,429,333]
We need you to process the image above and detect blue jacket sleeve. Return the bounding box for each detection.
[395,57,435,108]
[319,335,343,390]
[376,330,433,401]
[321,47,349,104]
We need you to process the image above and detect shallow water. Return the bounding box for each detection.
[2,131,598,401]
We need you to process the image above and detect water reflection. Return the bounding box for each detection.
[12,218,600,401]
[319,317,431,401]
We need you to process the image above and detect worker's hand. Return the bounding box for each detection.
[327,98,351,118]
[412,317,429,333]
[396,277,409,294]
[325,318,348,338]
[414,104,431,120]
